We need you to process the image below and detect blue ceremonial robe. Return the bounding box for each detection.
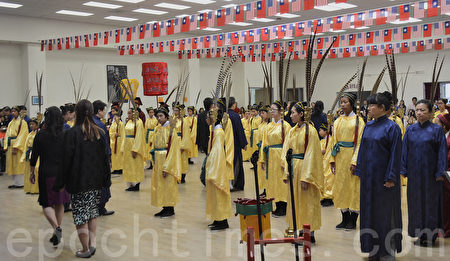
[355,115,402,257]
[228,109,248,190]
[401,120,446,237]
[93,115,112,213]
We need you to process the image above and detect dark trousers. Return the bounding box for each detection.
[98,187,111,214]
[444,178,450,237]
[0,149,5,172]
[232,152,245,190]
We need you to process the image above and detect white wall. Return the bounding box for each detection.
[0,43,24,106]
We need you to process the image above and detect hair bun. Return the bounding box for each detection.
[381,91,393,104]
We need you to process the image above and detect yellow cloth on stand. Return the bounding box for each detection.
[151,124,182,207]
[121,119,145,183]
[259,120,291,203]
[109,120,125,171]
[282,123,324,231]
[185,116,198,158]
[206,126,233,221]
[22,131,39,193]
[241,118,252,161]
[329,114,364,211]
[4,117,28,175]
[144,117,158,161]
[320,138,334,200]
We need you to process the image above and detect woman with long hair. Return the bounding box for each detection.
[260,100,291,217]
[356,92,403,260]
[329,93,365,230]
[54,99,111,258]
[282,102,323,243]
[30,106,69,247]
[402,99,446,247]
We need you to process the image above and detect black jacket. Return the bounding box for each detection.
[54,125,111,194]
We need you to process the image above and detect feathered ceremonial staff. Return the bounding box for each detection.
[397,66,410,118]
[214,56,237,129]
[69,65,92,103]
[370,66,387,95]
[385,52,398,109]
[430,54,445,110]
[35,72,44,123]
[261,61,273,103]
[195,90,202,107]
[292,75,297,101]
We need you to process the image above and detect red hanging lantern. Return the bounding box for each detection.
[142,62,168,96]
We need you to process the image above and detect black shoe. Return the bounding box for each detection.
[210,220,229,230]
[53,227,62,246]
[64,208,72,213]
[180,174,186,184]
[230,188,242,192]
[321,199,334,207]
[345,212,358,230]
[250,166,254,170]
[49,234,57,244]
[336,211,350,230]
[311,235,316,244]
[208,221,219,228]
[101,210,115,216]
[154,209,165,217]
[135,183,140,191]
[272,202,286,217]
[188,159,194,165]
[160,207,174,217]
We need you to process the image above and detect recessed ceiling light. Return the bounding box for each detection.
[56,10,93,16]
[229,22,253,26]
[182,0,215,4]
[146,21,157,24]
[252,18,275,22]
[389,17,422,24]
[315,2,357,12]
[284,36,294,40]
[332,3,357,9]
[331,29,346,33]
[222,4,236,8]
[83,1,122,9]
[197,9,212,13]
[155,3,190,10]
[112,0,145,3]
[133,8,168,15]
[203,27,221,31]
[0,1,22,8]
[275,13,300,19]
[350,25,370,30]
[104,15,138,22]
[176,14,190,18]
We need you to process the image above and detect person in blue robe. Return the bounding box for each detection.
[219,97,247,191]
[401,99,447,247]
[355,92,402,260]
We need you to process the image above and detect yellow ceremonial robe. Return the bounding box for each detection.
[241,118,252,161]
[434,109,448,120]
[389,115,407,186]
[259,120,291,203]
[151,123,182,207]
[282,123,324,231]
[144,117,158,161]
[4,117,28,175]
[121,119,145,183]
[320,137,334,200]
[22,131,39,193]
[249,116,262,156]
[329,113,364,211]
[256,121,269,190]
[185,116,198,158]
[67,120,74,127]
[206,125,233,221]
[109,120,125,171]
[174,117,192,174]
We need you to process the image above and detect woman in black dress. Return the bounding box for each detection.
[54,99,111,258]
[30,106,70,247]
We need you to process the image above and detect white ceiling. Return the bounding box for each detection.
[0,0,422,36]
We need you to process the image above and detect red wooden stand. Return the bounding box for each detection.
[246,224,312,261]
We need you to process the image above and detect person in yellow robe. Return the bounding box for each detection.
[205,108,233,230]
[22,118,39,194]
[109,108,125,174]
[256,105,270,193]
[241,110,252,161]
[260,100,291,217]
[319,124,334,207]
[249,105,262,158]
[121,108,145,191]
[144,107,158,167]
[216,98,235,189]
[329,93,365,230]
[186,106,198,163]
[4,106,28,188]
[433,98,448,120]
[173,104,192,184]
[150,107,182,217]
[282,102,324,243]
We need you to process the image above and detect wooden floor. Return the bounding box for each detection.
[0,154,448,261]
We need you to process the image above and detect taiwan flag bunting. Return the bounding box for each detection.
[435,38,443,50]
[257,1,266,18]
[235,5,244,22]
[304,0,315,10]
[182,16,189,32]
[376,9,386,25]
[354,13,364,28]
[262,28,269,41]
[199,13,207,29]
[246,3,255,20]
[333,16,342,30]
[57,38,62,50]
[371,45,378,56]
[66,37,71,49]
[423,24,432,37]
[126,27,132,41]
[84,35,90,47]
[93,33,98,46]
[278,25,286,39]
[366,32,373,44]
[247,30,254,43]
[399,4,410,21]
[401,42,409,53]
[357,46,364,56]
[217,9,225,26]
[267,0,277,17]
[417,40,425,51]
[446,21,450,35]
[414,1,425,18]
[428,0,439,17]
[384,29,392,42]
[295,22,304,37]
[403,27,411,40]
[167,20,174,35]
[291,0,301,12]
[348,34,356,46]
[279,0,289,13]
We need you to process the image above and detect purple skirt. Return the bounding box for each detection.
[38,176,70,208]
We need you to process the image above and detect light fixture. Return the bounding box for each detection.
[182,0,215,4]
[104,15,138,21]
[222,4,236,8]
[203,27,221,31]
[252,18,276,22]
[389,17,422,25]
[331,29,346,33]
[229,22,253,26]
[83,1,122,9]
[146,21,157,24]
[176,14,190,18]
[315,2,357,12]
[133,8,168,15]
[0,1,22,8]
[56,10,93,16]
[197,9,212,13]
[350,25,370,30]
[112,0,145,3]
[155,3,190,10]
[275,13,300,19]
[284,36,294,40]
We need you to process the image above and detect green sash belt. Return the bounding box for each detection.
[262,144,283,179]
[7,136,16,146]
[290,153,305,170]
[150,147,167,159]
[256,141,262,150]
[25,146,32,161]
[331,141,354,157]
[177,132,181,137]
[125,135,135,138]
[249,128,258,147]
[145,129,154,144]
